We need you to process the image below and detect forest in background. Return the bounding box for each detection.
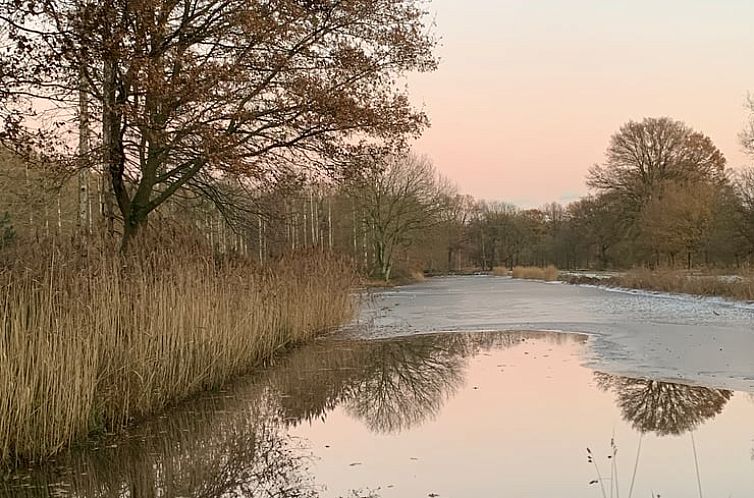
[4,114,754,281]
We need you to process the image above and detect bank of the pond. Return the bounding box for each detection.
[0,240,356,467]
[565,269,754,302]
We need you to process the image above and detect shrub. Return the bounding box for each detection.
[511,265,559,281]
[492,266,509,276]
[615,268,754,301]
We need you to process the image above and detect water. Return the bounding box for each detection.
[4,277,754,497]
[351,275,754,390]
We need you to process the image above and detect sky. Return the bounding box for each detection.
[408,0,754,207]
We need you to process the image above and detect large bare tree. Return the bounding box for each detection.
[588,117,726,206]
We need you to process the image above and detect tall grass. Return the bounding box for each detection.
[491,266,509,276]
[615,268,754,301]
[0,235,356,466]
[511,265,559,281]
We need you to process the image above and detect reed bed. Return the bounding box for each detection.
[491,266,509,277]
[615,268,754,301]
[0,237,356,466]
[511,265,559,281]
[407,269,426,283]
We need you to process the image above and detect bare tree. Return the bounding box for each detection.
[568,193,625,269]
[732,166,754,258]
[350,153,449,281]
[588,117,726,207]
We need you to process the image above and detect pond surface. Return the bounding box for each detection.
[352,275,754,391]
[4,277,754,497]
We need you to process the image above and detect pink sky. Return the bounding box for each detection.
[409,0,754,207]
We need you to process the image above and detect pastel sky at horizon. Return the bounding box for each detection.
[408,0,754,208]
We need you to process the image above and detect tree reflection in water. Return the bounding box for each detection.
[1,387,319,498]
[595,373,733,436]
[345,331,583,433]
[0,330,580,497]
[344,334,468,433]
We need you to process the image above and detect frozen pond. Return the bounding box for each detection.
[4,276,754,497]
[351,276,754,391]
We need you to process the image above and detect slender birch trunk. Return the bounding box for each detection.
[56,192,62,236]
[310,189,316,246]
[258,213,264,263]
[78,65,90,233]
[328,197,333,251]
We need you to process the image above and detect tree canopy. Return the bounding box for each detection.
[588,117,726,208]
[1,0,438,248]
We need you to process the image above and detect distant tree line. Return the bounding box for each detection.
[323,115,754,277]
[405,117,754,273]
[4,112,754,278]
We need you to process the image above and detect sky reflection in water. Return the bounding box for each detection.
[2,331,753,497]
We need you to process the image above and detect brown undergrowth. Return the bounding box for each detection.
[613,268,754,301]
[511,265,560,281]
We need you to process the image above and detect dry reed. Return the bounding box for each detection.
[511,265,559,281]
[408,269,426,282]
[491,266,509,277]
[0,235,356,466]
[615,268,754,301]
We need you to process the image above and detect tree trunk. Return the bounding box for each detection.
[78,65,90,233]
[352,201,358,257]
[480,230,487,270]
[120,208,149,252]
[56,192,62,236]
[310,189,316,246]
[362,218,368,272]
[101,57,117,235]
[328,197,333,251]
[375,239,392,282]
[302,200,308,247]
[258,213,264,263]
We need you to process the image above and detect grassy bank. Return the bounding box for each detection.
[511,265,559,281]
[610,269,754,301]
[0,237,356,466]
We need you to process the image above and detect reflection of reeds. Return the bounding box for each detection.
[588,433,705,498]
[588,438,639,498]
[1,369,320,498]
[2,330,586,497]
[627,435,642,498]
[0,238,356,466]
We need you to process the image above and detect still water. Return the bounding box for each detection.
[4,277,754,497]
[352,275,754,390]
